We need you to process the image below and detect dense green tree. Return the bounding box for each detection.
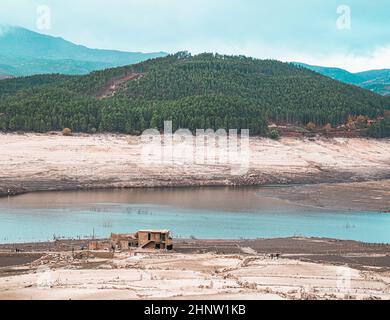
[0,52,389,135]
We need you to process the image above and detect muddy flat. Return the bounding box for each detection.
[0,238,389,300]
[258,180,390,212]
[0,255,41,268]
[1,237,389,270]
[174,238,390,271]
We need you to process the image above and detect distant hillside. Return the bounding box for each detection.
[0,26,167,76]
[0,73,11,80]
[0,52,389,136]
[294,63,390,96]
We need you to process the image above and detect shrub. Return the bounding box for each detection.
[356,115,369,129]
[306,122,317,131]
[62,128,72,136]
[268,129,281,140]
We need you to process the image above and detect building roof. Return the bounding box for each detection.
[138,230,170,234]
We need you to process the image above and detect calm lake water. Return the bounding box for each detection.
[0,188,389,244]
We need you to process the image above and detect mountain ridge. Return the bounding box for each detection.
[1,26,389,98]
[0,26,167,76]
[294,62,390,96]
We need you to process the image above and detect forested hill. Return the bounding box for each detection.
[0,52,389,136]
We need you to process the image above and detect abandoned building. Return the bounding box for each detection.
[88,230,173,251]
[137,230,173,250]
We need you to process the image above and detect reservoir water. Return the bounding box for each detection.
[0,188,389,244]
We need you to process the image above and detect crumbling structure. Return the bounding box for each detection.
[88,230,173,251]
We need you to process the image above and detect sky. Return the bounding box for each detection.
[0,0,389,72]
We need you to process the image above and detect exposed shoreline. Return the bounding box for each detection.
[1,237,389,300]
[1,179,390,214]
[1,133,389,200]
[1,237,389,271]
[2,175,390,198]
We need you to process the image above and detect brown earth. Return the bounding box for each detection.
[0,238,389,300]
[96,73,143,99]
[1,237,389,271]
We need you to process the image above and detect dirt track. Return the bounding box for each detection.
[97,73,144,99]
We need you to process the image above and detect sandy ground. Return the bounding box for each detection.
[0,250,389,300]
[0,238,389,300]
[0,133,389,196]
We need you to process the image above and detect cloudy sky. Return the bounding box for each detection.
[0,0,389,72]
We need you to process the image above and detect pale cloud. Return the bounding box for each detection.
[289,46,390,73]
[0,0,389,72]
[166,40,390,73]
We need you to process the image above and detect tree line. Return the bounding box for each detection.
[0,52,389,136]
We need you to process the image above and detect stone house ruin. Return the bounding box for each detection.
[88,230,173,251]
